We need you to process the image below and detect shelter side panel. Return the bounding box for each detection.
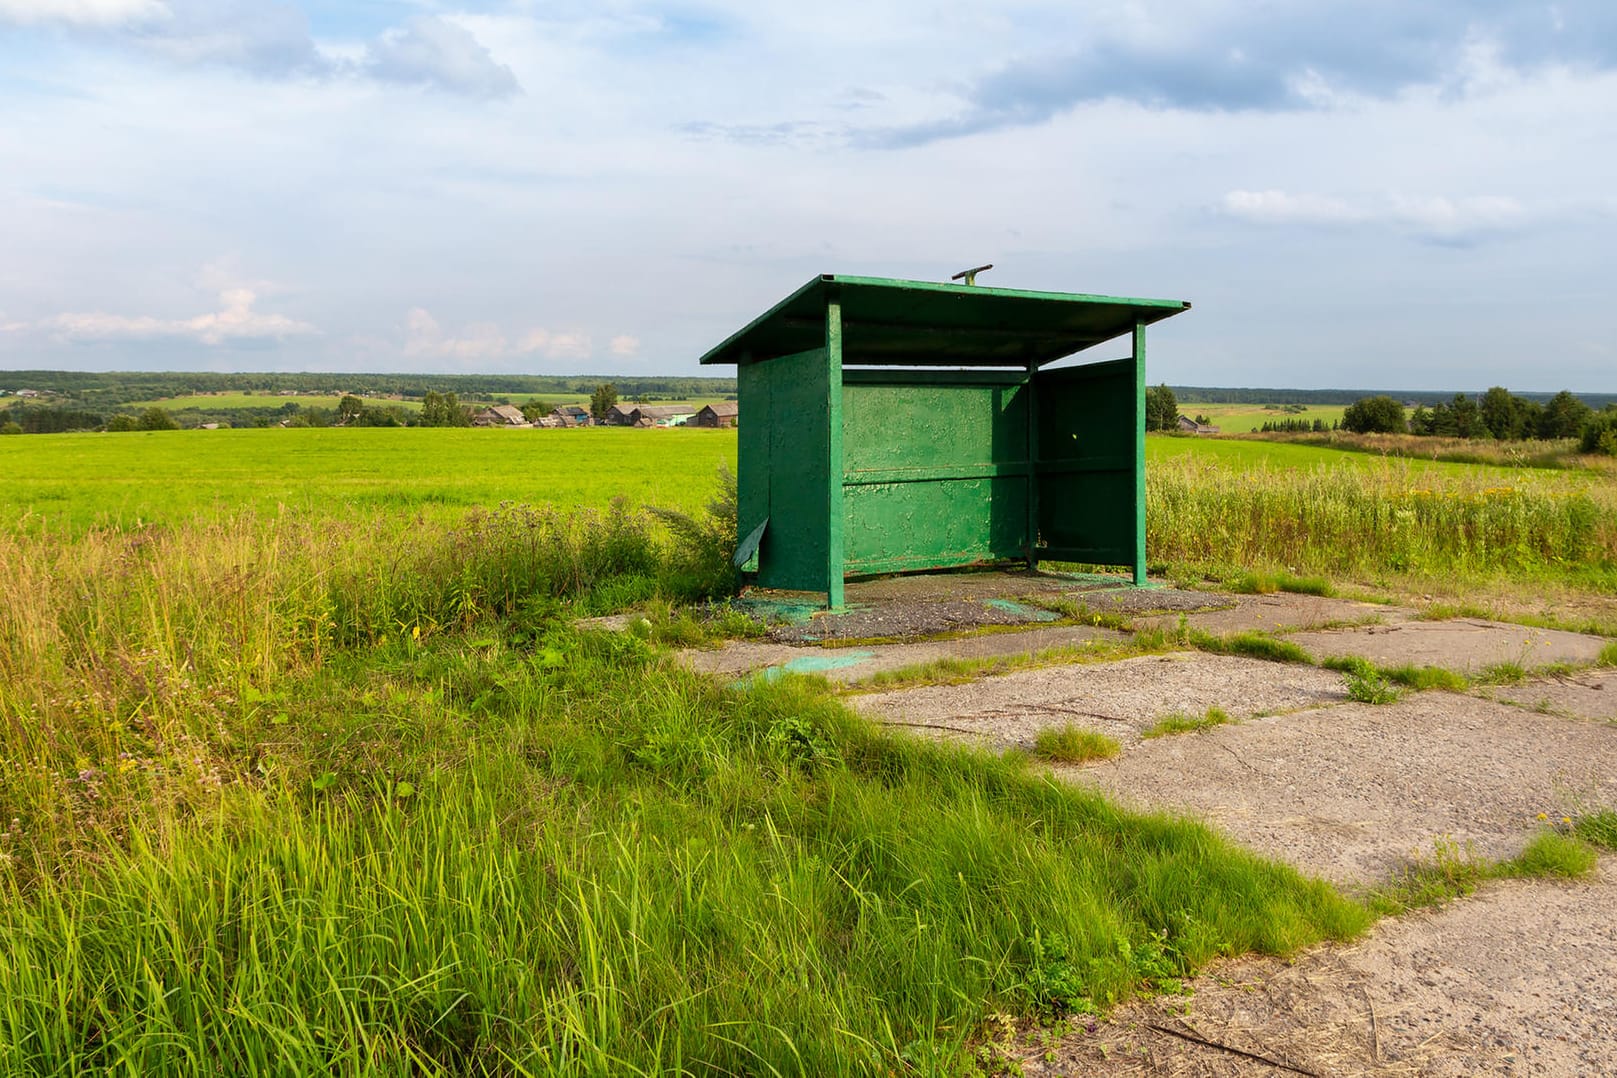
[840,376,1030,574]
[750,348,832,591]
[1034,358,1138,565]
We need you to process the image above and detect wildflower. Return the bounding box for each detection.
[1562,817,1572,826]
[1537,812,1549,821]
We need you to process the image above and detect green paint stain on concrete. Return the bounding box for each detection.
[734,650,875,687]
[984,598,1059,622]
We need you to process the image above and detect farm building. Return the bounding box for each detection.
[700,273,1190,608]
[471,404,530,428]
[691,401,739,428]
[1176,415,1220,434]
[605,404,695,427]
[549,405,592,427]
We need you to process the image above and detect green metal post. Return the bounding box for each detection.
[1132,321,1148,586]
[826,296,846,610]
[1025,356,1039,571]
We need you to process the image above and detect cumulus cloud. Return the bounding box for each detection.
[609,334,640,358]
[404,309,591,364]
[1222,189,1526,242]
[867,1,1617,146]
[362,16,520,98]
[37,286,318,344]
[0,0,167,26]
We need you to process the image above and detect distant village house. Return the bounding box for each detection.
[690,401,739,428]
[1176,415,1220,434]
[471,404,531,428]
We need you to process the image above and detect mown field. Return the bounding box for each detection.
[1176,400,1348,432]
[0,427,1612,1073]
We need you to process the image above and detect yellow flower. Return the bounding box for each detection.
[1537,812,1549,821]
[1562,817,1573,826]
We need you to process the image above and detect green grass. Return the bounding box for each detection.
[1187,629,1314,665]
[1599,642,1617,667]
[0,426,738,531]
[1574,810,1617,850]
[1368,830,1599,914]
[1377,664,1471,692]
[1142,707,1234,739]
[0,488,1378,1073]
[1323,656,1404,704]
[1032,725,1122,763]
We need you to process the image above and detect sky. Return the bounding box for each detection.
[1,0,1614,391]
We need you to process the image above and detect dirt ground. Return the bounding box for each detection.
[658,572,1617,1075]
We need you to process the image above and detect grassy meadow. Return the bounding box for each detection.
[1176,400,1348,433]
[0,424,1611,1072]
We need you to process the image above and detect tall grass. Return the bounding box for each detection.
[1148,454,1617,586]
[0,495,1372,1073]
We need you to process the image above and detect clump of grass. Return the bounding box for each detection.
[1598,641,1617,668]
[1378,664,1470,692]
[1188,629,1313,665]
[1417,601,1491,622]
[1503,830,1599,879]
[1226,570,1277,595]
[1277,573,1333,597]
[1324,656,1403,704]
[1476,661,1528,685]
[1574,810,1617,850]
[1143,707,1233,739]
[1033,725,1122,763]
[1368,829,1598,914]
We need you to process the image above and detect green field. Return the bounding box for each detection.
[1178,401,1349,432]
[0,427,739,530]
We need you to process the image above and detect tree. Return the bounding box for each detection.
[520,400,552,424]
[337,394,364,422]
[0,421,20,436]
[590,383,618,421]
[1539,390,1592,440]
[419,391,470,427]
[1446,393,1488,439]
[107,414,140,432]
[1340,396,1406,434]
[139,407,179,431]
[1479,386,1536,440]
[1144,384,1178,431]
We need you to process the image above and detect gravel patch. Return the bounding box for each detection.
[849,653,1347,746]
[769,598,1050,643]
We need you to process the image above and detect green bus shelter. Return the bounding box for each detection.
[699,274,1191,608]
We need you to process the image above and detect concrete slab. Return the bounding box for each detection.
[681,623,1126,686]
[1076,695,1617,885]
[848,652,1347,743]
[1135,592,1408,635]
[1288,618,1608,672]
[1489,669,1617,722]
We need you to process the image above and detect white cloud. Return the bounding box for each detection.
[404,308,591,364]
[363,16,520,98]
[609,334,640,358]
[38,286,316,344]
[0,0,167,26]
[1222,189,1526,240]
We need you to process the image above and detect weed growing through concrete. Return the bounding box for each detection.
[1367,829,1599,914]
[1324,656,1404,704]
[1598,642,1617,668]
[1034,725,1122,764]
[1142,708,1234,739]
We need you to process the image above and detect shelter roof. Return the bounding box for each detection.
[699,274,1190,369]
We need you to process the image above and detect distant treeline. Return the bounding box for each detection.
[1172,385,1617,410]
[0,371,738,409]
